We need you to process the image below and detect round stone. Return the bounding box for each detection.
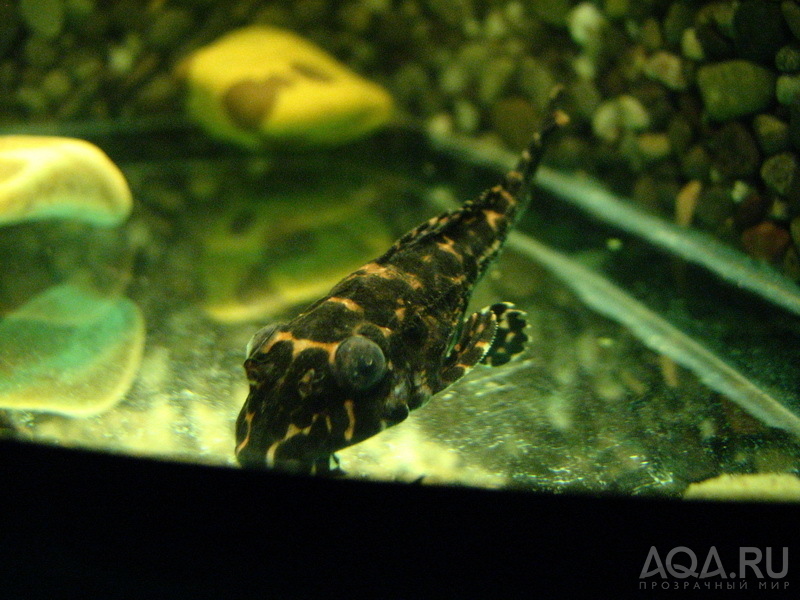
[761,152,800,196]
[529,0,574,27]
[777,73,800,105]
[696,60,776,121]
[681,28,704,61]
[644,51,688,91]
[753,114,789,155]
[734,192,771,229]
[491,96,538,149]
[667,115,694,154]
[783,1,800,41]
[663,1,694,47]
[680,145,711,181]
[40,69,72,104]
[592,95,650,143]
[707,122,760,178]
[776,45,800,72]
[0,3,20,57]
[636,132,671,162]
[478,56,515,106]
[790,215,800,246]
[146,8,195,50]
[741,221,792,263]
[695,184,735,228]
[19,0,64,39]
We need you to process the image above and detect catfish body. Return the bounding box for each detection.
[236,110,566,473]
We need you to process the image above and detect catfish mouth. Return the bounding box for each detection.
[235,383,341,471]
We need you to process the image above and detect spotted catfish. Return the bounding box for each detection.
[236,106,568,474]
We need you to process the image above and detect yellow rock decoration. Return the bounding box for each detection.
[181,26,394,148]
[0,136,132,226]
[684,473,800,502]
[0,283,145,416]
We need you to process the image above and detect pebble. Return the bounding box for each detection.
[697,2,736,35]
[529,0,574,27]
[769,198,791,222]
[146,8,195,50]
[784,246,800,279]
[517,56,556,108]
[40,69,72,104]
[15,87,48,115]
[696,60,775,121]
[734,191,771,229]
[681,28,704,61]
[776,73,800,105]
[680,144,711,181]
[482,9,507,40]
[732,1,789,63]
[568,2,606,50]
[760,152,800,196]
[456,42,491,79]
[453,99,480,134]
[695,184,734,228]
[783,1,800,41]
[675,179,702,227]
[636,132,671,162]
[337,2,372,33]
[639,18,662,52]
[24,36,58,69]
[439,63,468,96]
[491,96,538,149]
[667,115,693,154]
[19,0,64,39]
[134,73,179,112]
[0,3,19,57]
[478,56,515,106]
[393,62,430,104]
[592,95,650,143]
[776,45,800,72]
[741,221,792,263]
[791,215,800,246]
[662,1,694,48]
[426,0,470,27]
[707,122,760,179]
[752,114,790,155]
[603,0,629,21]
[568,78,602,121]
[644,51,688,91]
[632,175,659,211]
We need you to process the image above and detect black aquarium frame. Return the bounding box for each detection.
[1,438,798,597]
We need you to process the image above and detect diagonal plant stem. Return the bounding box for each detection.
[507,229,800,439]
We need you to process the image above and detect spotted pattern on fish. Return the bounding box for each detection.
[235,106,568,474]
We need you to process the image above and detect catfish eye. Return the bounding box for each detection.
[334,335,387,390]
[245,323,282,358]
